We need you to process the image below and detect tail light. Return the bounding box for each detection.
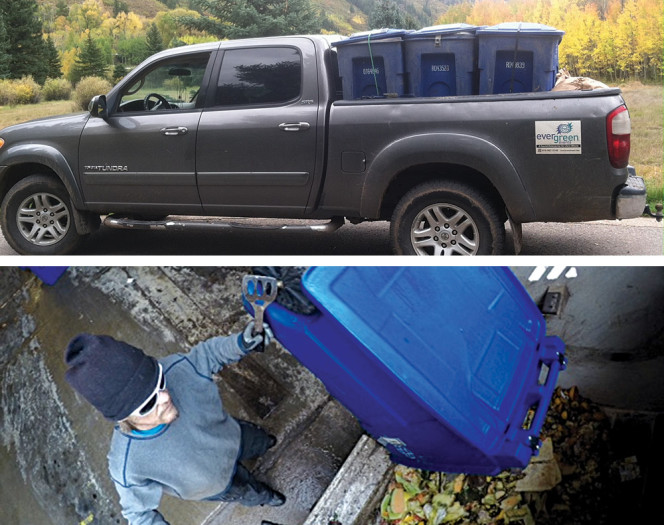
[606,105,631,168]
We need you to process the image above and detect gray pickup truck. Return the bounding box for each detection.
[0,35,647,255]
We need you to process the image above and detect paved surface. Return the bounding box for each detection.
[516,217,663,256]
[0,217,661,255]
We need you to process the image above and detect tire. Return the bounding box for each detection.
[1,174,84,255]
[390,180,505,255]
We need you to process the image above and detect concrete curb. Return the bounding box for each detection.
[303,435,394,525]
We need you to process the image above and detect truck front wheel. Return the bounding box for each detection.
[390,181,505,255]
[1,174,84,255]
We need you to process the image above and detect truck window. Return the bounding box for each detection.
[117,53,211,112]
[213,47,301,107]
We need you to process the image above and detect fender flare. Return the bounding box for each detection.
[360,133,536,223]
[1,143,85,208]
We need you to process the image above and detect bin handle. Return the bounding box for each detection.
[518,336,566,454]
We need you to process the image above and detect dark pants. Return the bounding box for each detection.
[206,420,275,506]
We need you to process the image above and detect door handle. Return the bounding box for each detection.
[161,126,188,136]
[279,122,311,132]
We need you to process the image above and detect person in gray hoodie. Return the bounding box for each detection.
[64,321,284,525]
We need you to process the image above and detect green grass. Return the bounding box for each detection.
[620,82,663,207]
[0,100,77,130]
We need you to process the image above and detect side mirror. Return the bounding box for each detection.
[89,95,108,119]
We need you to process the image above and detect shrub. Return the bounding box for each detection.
[0,80,15,105]
[42,78,73,101]
[73,76,112,111]
[13,76,41,104]
[0,77,41,105]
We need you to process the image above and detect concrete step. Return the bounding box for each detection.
[303,435,394,525]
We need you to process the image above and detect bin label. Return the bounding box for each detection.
[535,121,582,154]
[378,436,416,459]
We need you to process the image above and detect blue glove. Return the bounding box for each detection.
[240,321,274,352]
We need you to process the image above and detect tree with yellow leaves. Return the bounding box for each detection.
[435,0,662,81]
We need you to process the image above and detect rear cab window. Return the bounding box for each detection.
[212,47,302,107]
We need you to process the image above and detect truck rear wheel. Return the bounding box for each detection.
[390,181,505,255]
[1,174,84,255]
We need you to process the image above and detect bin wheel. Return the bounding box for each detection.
[1,174,84,255]
[390,180,505,255]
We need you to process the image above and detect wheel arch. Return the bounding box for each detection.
[378,164,508,223]
[360,133,536,223]
[0,144,85,208]
[0,146,98,236]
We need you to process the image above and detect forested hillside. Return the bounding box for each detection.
[1,0,661,86]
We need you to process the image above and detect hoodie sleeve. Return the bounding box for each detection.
[184,333,250,377]
[111,476,169,525]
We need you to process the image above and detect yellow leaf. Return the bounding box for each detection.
[453,474,465,494]
[391,488,407,516]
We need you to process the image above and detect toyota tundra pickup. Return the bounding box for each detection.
[0,35,648,255]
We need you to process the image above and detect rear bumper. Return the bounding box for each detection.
[616,167,647,219]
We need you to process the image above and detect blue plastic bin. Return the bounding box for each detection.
[254,267,566,474]
[404,24,478,97]
[332,29,410,99]
[477,22,564,94]
[22,266,68,285]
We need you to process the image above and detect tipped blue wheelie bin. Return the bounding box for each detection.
[254,267,566,475]
[403,24,479,97]
[477,22,564,94]
[332,29,410,100]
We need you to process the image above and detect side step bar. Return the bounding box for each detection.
[103,215,345,233]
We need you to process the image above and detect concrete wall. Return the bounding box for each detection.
[512,266,664,411]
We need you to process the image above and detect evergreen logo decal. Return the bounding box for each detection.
[535,121,582,154]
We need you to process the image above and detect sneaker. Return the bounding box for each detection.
[265,490,286,507]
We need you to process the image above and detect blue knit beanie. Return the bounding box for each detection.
[64,334,159,421]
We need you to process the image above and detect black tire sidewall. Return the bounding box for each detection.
[1,175,82,255]
[391,182,504,256]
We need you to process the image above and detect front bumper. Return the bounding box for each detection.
[616,167,647,219]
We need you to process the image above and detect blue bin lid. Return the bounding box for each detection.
[477,22,564,37]
[332,28,411,47]
[405,23,478,39]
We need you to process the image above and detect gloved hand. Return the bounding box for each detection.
[241,320,274,352]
